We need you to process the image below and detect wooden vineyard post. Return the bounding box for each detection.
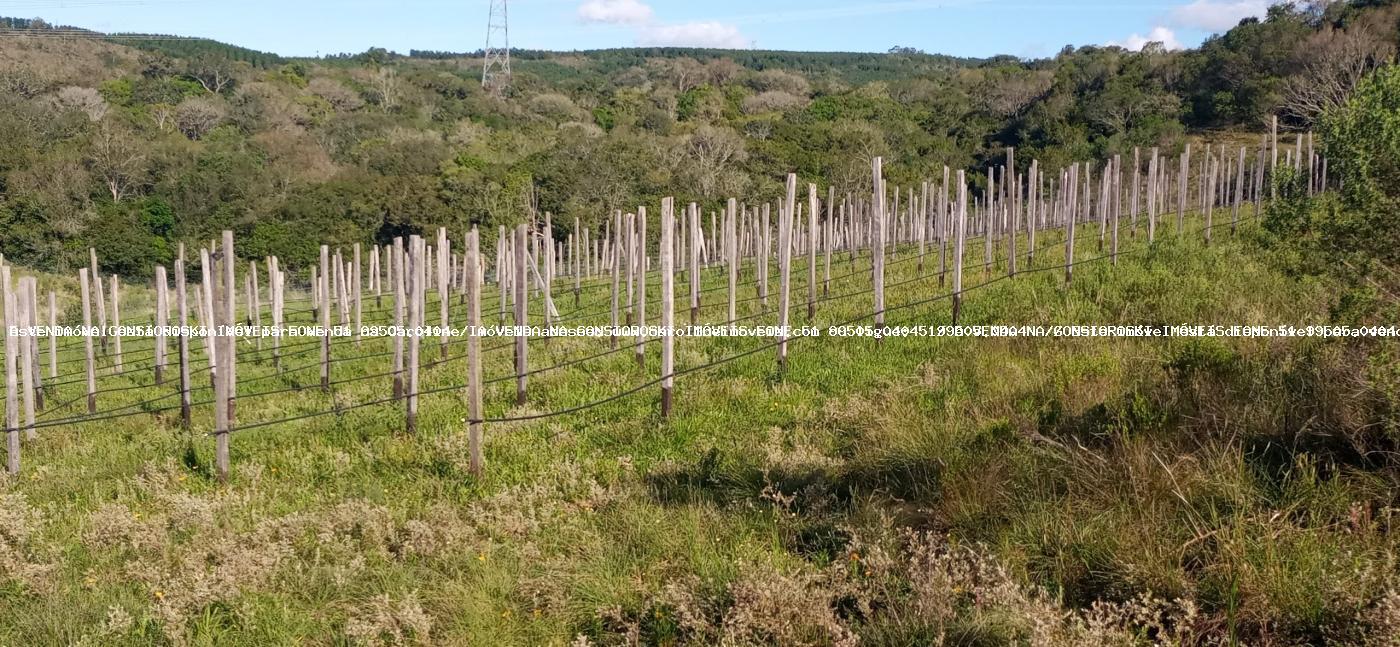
[636,207,647,369]
[872,158,887,339]
[110,276,122,373]
[825,186,835,296]
[438,228,449,358]
[1097,163,1108,253]
[917,182,927,275]
[807,184,818,319]
[514,224,528,406]
[953,171,967,324]
[90,248,107,353]
[1147,150,1159,242]
[1204,155,1216,246]
[200,249,217,390]
[573,218,583,307]
[1178,145,1190,234]
[466,227,484,477]
[219,230,236,479]
[727,198,738,325]
[407,236,423,434]
[498,226,508,326]
[660,197,675,417]
[393,237,405,399]
[1114,155,1125,264]
[47,290,56,380]
[984,172,995,276]
[1270,115,1279,200]
[1233,146,1246,236]
[689,203,700,326]
[1065,165,1078,287]
[778,175,795,373]
[4,267,16,475]
[940,166,951,283]
[1026,162,1037,268]
[79,268,96,413]
[354,244,363,347]
[372,245,382,308]
[269,257,281,369]
[335,251,348,327]
[18,279,34,442]
[212,240,229,483]
[248,262,261,351]
[320,245,332,391]
[176,245,192,427]
[154,266,168,384]
[759,204,769,312]
[611,212,621,349]
[24,280,41,412]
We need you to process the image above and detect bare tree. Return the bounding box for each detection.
[0,65,46,99]
[973,69,1054,118]
[87,123,146,202]
[372,67,399,111]
[308,77,364,112]
[829,120,889,198]
[52,86,108,122]
[150,103,176,133]
[748,69,811,96]
[705,58,743,86]
[681,125,748,199]
[648,57,707,93]
[175,97,225,139]
[1283,25,1394,125]
[186,54,235,94]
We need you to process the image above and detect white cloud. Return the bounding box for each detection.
[1168,0,1270,32]
[577,0,654,25]
[637,21,750,49]
[1108,26,1184,52]
[575,1,751,49]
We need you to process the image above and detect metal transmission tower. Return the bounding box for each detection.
[482,0,511,94]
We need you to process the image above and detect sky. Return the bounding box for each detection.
[0,0,1280,58]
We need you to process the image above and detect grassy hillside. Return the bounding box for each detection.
[7,213,1400,644]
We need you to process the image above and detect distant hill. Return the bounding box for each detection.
[0,1,1395,274]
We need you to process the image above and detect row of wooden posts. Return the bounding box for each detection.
[2,130,1327,480]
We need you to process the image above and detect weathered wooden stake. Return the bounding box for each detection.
[660,197,675,416]
[176,245,192,427]
[320,245,331,391]
[636,206,647,368]
[778,175,796,372]
[467,227,484,476]
[79,268,96,414]
[689,202,701,326]
[110,275,122,373]
[19,279,35,440]
[393,237,405,399]
[407,236,423,434]
[807,184,818,320]
[438,228,449,358]
[872,158,887,338]
[4,267,17,475]
[953,171,967,324]
[151,266,167,384]
[514,224,528,406]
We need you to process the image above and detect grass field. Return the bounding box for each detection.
[4,213,1398,645]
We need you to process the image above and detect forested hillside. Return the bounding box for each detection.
[0,1,1394,277]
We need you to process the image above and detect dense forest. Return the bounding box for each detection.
[0,0,1396,277]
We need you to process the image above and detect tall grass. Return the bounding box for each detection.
[3,219,1398,645]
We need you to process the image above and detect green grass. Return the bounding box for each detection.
[4,215,1398,645]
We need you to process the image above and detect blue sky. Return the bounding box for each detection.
[4,0,1276,58]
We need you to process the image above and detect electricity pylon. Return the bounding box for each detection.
[482,0,511,94]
